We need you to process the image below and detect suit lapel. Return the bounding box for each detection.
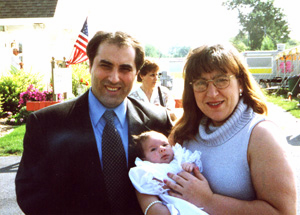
[65,91,102,172]
[126,99,151,168]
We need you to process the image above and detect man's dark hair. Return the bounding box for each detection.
[86,31,145,70]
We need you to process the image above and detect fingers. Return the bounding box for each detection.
[167,189,183,199]
[167,171,190,184]
[164,173,185,193]
[193,167,206,181]
[163,178,183,199]
[164,173,183,189]
[186,164,194,172]
[182,163,193,172]
[186,166,193,172]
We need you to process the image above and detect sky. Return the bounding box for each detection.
[56,0,300,53]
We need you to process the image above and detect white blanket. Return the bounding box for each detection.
[129,144,208,215]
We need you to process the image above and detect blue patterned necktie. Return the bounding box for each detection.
[102,110,128,213]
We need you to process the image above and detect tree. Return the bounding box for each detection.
[261,35,275,50]
[230,33,249,52]
[145,44,163,58]
[285,39,300,49]
[223,0,290,50]
[168,46,191,58]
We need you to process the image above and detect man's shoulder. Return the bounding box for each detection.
[127,96,173,137]
[128,96,162,111]
[127,96,168,119]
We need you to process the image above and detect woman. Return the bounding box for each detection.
[130,59,177,121]
[136,44,297,215]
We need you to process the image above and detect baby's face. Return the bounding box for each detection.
[142,133,174,164]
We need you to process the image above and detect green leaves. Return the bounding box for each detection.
[0,70,43,114]
[223,0,290,50]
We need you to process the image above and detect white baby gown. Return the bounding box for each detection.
[129,143,208,215]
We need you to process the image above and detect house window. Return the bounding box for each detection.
[0,26,6,32]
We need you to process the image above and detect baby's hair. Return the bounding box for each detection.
[132,130,166,159]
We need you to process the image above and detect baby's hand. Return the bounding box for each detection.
[181,162,197,173]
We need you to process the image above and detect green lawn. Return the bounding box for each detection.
[0,125,25,156]
[265,93,300,118]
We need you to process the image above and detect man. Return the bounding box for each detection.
[15,31,173,214]
[11,48,23,71]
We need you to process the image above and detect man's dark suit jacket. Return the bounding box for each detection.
[15,91,173,215]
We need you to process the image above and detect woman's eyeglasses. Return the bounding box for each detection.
[190,75,235,92]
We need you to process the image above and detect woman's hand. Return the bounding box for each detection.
[164,167,213,208]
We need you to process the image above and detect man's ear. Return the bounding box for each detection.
[89,60,92,73]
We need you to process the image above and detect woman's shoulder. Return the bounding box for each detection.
[248,120,288,155]
[158,85,171,93]
[129,87,142,99]
[251,120,283,138]
[129,87,140,96]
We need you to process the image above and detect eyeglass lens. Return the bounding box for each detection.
[192,75,233,92]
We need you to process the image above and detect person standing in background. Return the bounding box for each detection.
[130,59,177,121]
[11,48,23,71]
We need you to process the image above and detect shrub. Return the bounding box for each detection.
[0,70,44,114]
[6,84,63,126]
[71,62,91,96]
[5,106,31,125]
[0,94,3,117]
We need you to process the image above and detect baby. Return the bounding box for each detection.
[129,130,208,215]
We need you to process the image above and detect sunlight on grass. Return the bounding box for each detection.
[265,93,300,118]
[0,125,25,156]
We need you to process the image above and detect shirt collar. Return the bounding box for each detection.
[88,88,127,128]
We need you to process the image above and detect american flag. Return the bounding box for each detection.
[67,18,89,65]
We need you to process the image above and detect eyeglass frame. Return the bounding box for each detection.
[189,74,235,92]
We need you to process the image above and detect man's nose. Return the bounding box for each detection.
[108,69,120,83]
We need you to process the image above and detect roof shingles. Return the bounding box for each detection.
[0,0,58,19]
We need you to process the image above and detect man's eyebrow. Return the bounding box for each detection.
[99,59,113,65]
[120,64,133,70]
[99,60,132,68]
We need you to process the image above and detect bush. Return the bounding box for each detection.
[5,84,64,126]
[0,69,44,114]
[5,106,31,125]
[71,62,91,96]
[0,94,3,116]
